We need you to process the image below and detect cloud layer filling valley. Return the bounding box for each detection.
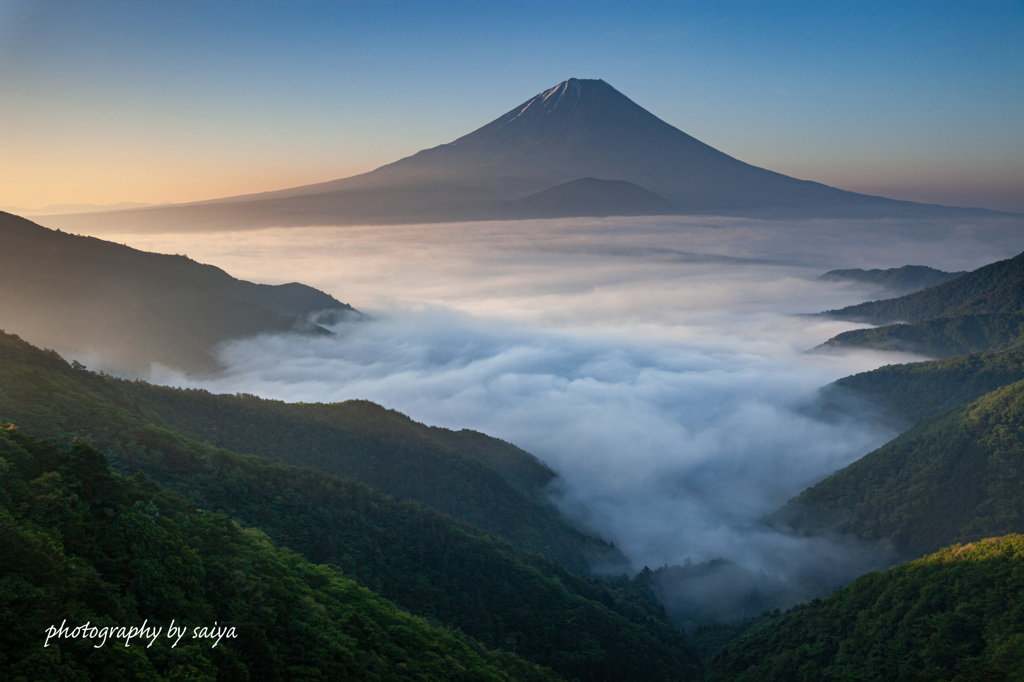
[124,215,1024,579]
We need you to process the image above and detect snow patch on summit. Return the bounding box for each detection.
[535,79,586,111]
[509,99,537,122]
[510,80,582,121]
[540,82,564,103]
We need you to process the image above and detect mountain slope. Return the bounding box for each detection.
[0,331,701,680]
[707,534,1024,681]
[821,346,1024,429]
[775,378,1024,557]
[0,329,624,575]
[818,312,1024,358]
[357,77,862,211]
[118,387,626,574]
[43,78,989,233]
[818,250,1024,357]
[821,250,1024,325]
[0,211,358,374]
[0,427,560,682]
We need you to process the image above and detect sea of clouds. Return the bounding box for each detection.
[112,215,1024,586]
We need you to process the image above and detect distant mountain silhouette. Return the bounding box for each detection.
[44,78,1006,232]
[820,251,1024,326]
[0,211,359,373]
[818,265,967,296]
[495,177,679,219]
[813,250,1024,358]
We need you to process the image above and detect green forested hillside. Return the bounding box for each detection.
[423,425,558,502]
[822,346,1024,428]
[817,312,1024,358]
[0,212,357,374]
[116,384,622,573]
[706,534,1024,681]
[0,330,700,680]
[821,250,1024,325]
[816,250,1024,356]
[776,378,1024,557]
[0,329,620,573]
[0,427,560,682]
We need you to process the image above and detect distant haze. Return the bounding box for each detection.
[98,214,1024,577]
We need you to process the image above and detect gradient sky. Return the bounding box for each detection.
[2,0,1022,212]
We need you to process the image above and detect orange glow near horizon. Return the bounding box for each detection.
[0,155,378,211]
[5,155,1021,216]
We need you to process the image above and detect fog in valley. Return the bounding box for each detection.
[99,214,1024,615]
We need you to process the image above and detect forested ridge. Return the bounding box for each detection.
[0,427,561,681]
[707,534,1024,681]
[117,382,622,573]
[789,260,1024,558]
[822,345,1024,428]
[818,311,1024,358]
[821,250,1024,325]
[818,250,1024,357]
[780,369,1024,559]
[709,254,1024,677]
[0,329,621,574]
[0,329,700,681]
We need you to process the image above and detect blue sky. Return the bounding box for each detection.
[2,0,1022,211]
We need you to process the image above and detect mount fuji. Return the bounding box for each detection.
[46,78,1000,232]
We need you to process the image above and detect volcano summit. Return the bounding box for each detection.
[46,78,998,232]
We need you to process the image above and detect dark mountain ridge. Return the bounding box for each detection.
[818,265,967,296]
[0,211,358,374]
[821,250,1024,326]
[818,312,1024,358]
[495,177,680,219]
[43,78,1004,233]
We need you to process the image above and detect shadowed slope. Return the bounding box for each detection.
[0,211,358,374]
